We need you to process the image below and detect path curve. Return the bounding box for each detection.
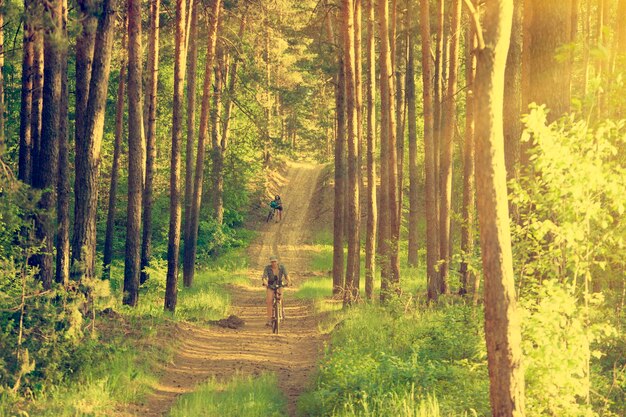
[124,161,326,417]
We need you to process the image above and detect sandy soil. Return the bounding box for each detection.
[122,161,326,417]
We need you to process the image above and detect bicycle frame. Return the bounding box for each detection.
[266,207,276,222]
[269,283,284,334]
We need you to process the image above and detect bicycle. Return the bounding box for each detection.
[267,282,286,334]
[266,206,276,222]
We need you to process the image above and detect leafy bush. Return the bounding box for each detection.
[510,108,626,415]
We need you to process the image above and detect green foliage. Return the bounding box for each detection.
[510,108,626,416]
[168,373,287,417]
[298,304,489,417]
[511,107,626,292]
[521,280,614,417]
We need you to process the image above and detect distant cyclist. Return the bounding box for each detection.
[269,195,283,222]
[261,255,291,326]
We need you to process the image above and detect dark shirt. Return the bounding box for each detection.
[263,264,288,286]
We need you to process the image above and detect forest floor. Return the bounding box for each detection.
[121,161,327,417]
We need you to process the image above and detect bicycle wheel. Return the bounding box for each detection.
[266,208,274,223]
[273,298,280,334]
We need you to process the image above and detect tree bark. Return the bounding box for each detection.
[332,18,346,296]
[71,0,117,282]
[504,0,522,183]
[460,2,476,297]
[526,0,572,121]
[618,0,626,56]
[395,14,406,225]
[406,0,418,268]
[32,0,63,288]
[165,0,188,311]
[123,0,145,306]
[184,0,198,250]
[378,0,400,299]
[0,0,5,150]
[18,0,34,184]
[221,11,247,153]
[72,0,97,276]
[55,0,70,286]
[30,29,43,180]
[364,0,377,300]
[354,0,364,233]
[103,22,127,280]
[211,43,225,225]
[140,0,161,285]
[433,0,444,244]
[343,0,360,305]
[438,0,461,295]
[182,0,221,288]
[420,0,439,301]
[473,1,525,414]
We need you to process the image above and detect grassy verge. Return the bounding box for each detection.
[294,232,489,417]
[168,373,287,417]
[297,303,489,417]
[3,246,253,417]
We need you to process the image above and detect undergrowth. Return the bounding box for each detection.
[298,303,489,417]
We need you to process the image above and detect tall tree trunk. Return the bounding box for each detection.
[378,0,400,298]
[71,0,115,282]
[221,10,247,163]
[123,0,145,306]
[473,1,525,414]
[184,0,198,250]
[460,2,477,297]
[165,0,188,312]
[32,0,63,288]
[618,0,626,56]
[55,0,69,286]
[72,0,96,277]
[354,0,364,231]
[504,0,522,183]
[438,0,461,295]
[0,0,4,150]
[526,0,572,121]
[30,30,43,180]
[140,0,161,284]
[182,0,221,288]
[420,0,439,301]
[103,23,127,280]
[18,0,34,183]
[406,0,418,267]
[433,0,444,246]
[211,43,225,225]
[364,0,377,300]
[332,30,346,296]
[343,0,360,305]
[395,14,406,225]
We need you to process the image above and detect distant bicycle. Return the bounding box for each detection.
[266,206,276,222]
[266,196,283,223]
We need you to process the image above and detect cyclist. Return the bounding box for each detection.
[269,195,283,222]
[261,255,291,326]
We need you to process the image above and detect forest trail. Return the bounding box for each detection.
[122,161,327,417]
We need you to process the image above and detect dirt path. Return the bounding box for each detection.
[124,161,326,417]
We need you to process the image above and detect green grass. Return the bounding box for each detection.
[168,373,287,417]
[2,247,254,417]
[297,303,490,417]
[297,233,428,304]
